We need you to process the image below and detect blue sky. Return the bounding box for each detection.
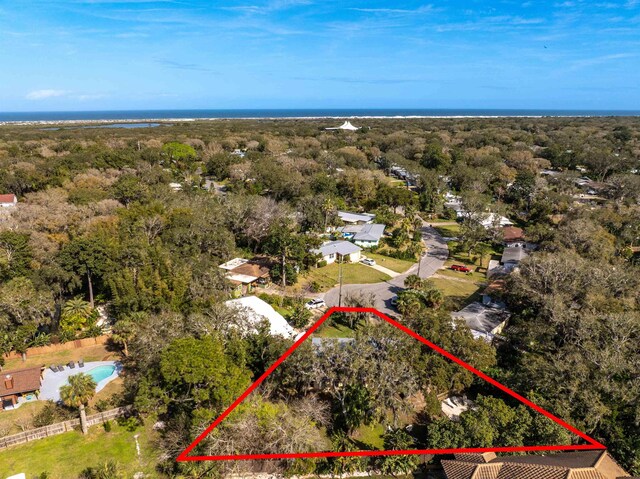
[0,0,639,111]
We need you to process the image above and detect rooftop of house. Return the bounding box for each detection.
[442,451,630,479]
[0,194,17,204]
[225,295,295,338]
[230,257,272,279]
[219,258,250,271]
[484,279,507,295]
[502,226,525,242]
[314,240,362,257]
[326,121,360,131]
[219,257,273,283]
[0,367,42,397]
[339,223,386,241]
[451,301,510,336]
[337,210,375,224]
[501,246,528,264]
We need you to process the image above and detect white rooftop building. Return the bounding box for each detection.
[326,121,360,131]
[337,210,375,224]
[225,296,295,339]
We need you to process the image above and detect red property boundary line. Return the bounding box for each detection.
[177,307,605,462]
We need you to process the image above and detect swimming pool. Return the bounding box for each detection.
[87,365,116,383]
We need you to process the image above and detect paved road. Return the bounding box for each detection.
[323,224,449,317]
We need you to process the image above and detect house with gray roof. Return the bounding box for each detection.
[313,240,362,265]
[338,223,386,247]
[451,302,510,342]
[500,246,528,272]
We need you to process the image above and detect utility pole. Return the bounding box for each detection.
[338,258,344,307]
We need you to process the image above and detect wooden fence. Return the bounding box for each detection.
[4,335,110,361]
[0,406,130,450]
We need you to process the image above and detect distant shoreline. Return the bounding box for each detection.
[2,114,640,126]
[1,108,639,125]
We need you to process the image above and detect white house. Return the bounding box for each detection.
[339,223,386,248]
[313,240,362,264]
[225,296,295,338]
[337,211,375,225]
[0,194,17,208]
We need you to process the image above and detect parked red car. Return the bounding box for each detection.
[450,264,472,273]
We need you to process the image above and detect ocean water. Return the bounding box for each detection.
[1,108,639,123]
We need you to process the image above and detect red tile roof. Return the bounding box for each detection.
[502,226,525,242]
[0,194,17,203]
[0,367,42,397]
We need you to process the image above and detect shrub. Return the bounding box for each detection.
[95,399,112,412]
[117,415,141,432]
[103,420,112,432]
[32,401,75,427]
[317,260,328,268]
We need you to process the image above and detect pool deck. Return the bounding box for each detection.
[39,361,122,402]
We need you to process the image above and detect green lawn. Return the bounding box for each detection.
[4,343,116,371]
[0,401,46,436]
[353,422,385,449]
[0,420,160,479]
[432,224,460,238]
[301,263,391,292]
[431,277,483,310]
[364,253,414,274]
[314,320,357,338]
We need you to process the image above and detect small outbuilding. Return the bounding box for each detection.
[326,121,360,131]
[0,367,43,410]
[0,194,17,208]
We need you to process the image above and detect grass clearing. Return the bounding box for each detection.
[353,422,385,449]
[432,224,460,238]
[431,277,483,310]
[0,401,46,436]
[364,253,414,274]
[0,420,160,479]
[300,263,391,292]
[314,320,357,338]
[4,343,116,371]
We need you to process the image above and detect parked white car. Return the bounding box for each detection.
[304,298,326,310]
[361,258,376,266]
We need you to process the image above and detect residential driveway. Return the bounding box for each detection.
[367,263,400,278]
[323,224,449,317]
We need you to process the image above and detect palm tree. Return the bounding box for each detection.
[59,373,96,435]
[111,318,136,357]
[62,297,93,318]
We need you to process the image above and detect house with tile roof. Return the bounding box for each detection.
[1,367,43,410]
[441,450,632,479]
[0,194,17,208]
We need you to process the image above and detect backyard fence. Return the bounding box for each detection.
[4,335,110,361]
[0,406,130,450]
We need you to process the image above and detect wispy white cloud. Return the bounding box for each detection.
[25,89,108,101]
[26,89,68,100]
[350,5,436,15]
[568,52,636,70]
[156,59,216,72]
